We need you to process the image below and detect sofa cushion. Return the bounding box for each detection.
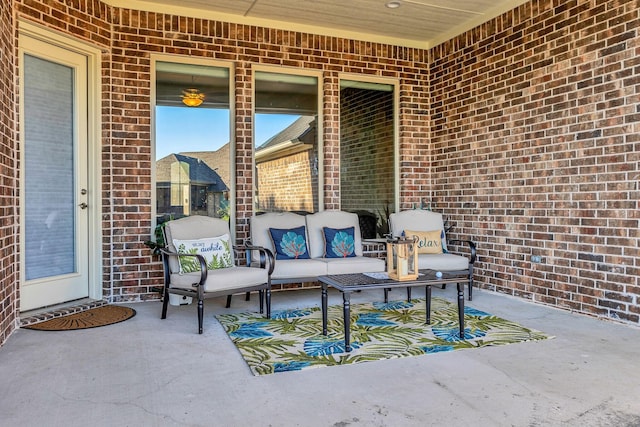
[405,229,444,254]
[306,210,363,258]
[172,234,233,273]
[269,226,310,260]
[250,212,307,254]
[323,226,356,258]
[321,256,386,275]
[270,258,328,280]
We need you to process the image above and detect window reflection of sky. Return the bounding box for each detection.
[155,106,298,160]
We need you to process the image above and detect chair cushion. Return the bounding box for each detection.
[323,226,356,258]
[405,229,444,254]
[321,256,386,275]
[170,266,268,293]
[269,226,310,260]
[163,216,235,273]
[417,253,469,271]
[172,234,233,273]
[389,210,448,252]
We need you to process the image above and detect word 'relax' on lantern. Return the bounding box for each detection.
[386,236,418,281]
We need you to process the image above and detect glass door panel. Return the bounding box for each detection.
[24,54,76,280]
[20,37,89,312]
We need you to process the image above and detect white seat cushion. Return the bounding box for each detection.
[321,256,386,275]
[270,258,328,279]
[170,266,268,293]
[417,253,469,271]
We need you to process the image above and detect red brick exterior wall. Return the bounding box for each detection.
[430,0,640,322]
[12,1,428,309]
[2,0,638,345]
[0,0,17,345]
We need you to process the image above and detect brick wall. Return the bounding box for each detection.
[430,0,640,323]
[0,0,16,345]
[109,13,427,301]
[4,0,638,347]
[14,1,429,305]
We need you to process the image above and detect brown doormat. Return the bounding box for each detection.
[23,305,136,331]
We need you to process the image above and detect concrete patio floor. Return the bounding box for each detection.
[1,286,640,427]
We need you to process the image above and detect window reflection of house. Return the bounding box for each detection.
[156,152,229,220]
[255,115,318,214]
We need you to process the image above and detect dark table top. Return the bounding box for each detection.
[318,269,469,292]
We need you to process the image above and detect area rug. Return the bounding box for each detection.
[217,297,552,375]
[23,305,136,331]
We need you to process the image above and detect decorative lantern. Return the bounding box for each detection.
[386,236,418,281]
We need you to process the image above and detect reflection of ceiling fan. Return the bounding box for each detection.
[181,88,205,107]
[156,83,229,108]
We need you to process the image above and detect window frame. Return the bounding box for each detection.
[150,55,235,238]
[338,73,400,217]
[252,65,324,213]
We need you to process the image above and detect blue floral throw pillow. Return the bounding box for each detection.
[323,226,356,258]
[269,226,310,260]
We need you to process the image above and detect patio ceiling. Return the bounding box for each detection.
[107,0,530,48]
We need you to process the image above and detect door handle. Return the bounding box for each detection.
[79,203,88,209]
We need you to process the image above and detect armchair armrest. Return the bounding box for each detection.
[238,242,275,276]
[447,239,476,264]
[158,247,208,287]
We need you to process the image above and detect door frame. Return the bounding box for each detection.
[18,21,103,308]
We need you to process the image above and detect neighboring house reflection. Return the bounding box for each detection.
[255,115,319,213]
[156,152,229,220]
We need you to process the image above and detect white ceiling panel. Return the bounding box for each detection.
[107,0,530,47]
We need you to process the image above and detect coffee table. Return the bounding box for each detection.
[319,269,469,352]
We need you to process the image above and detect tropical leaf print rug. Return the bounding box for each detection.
[216,297,552,376]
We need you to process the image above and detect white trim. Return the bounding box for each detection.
[18,21,103,306]
[338,73,400,214]
[150,54,236,238]
[252,65,324,212]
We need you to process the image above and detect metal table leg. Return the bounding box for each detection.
[322,283,328,335]
[457,282,465,338]
[425,285,431,324]
[343,291,352,352]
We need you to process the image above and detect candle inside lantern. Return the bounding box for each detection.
[399,258,408,276]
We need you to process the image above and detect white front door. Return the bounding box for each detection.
[19,35,90,312]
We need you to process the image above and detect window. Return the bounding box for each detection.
[154,61,231,225]
[254,70,320,214]
[339,79,396,238]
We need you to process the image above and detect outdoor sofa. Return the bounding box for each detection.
[249,210,386,285]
